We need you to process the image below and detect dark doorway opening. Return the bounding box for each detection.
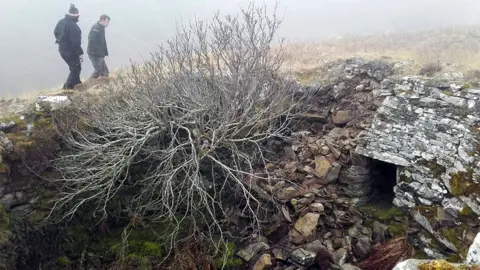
[370,159,397,204]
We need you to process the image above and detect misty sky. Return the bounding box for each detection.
[1,0,480,96]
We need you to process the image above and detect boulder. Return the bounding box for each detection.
[252,254,272,270]
[332,110,353,125]
[290,213,320,245]
[237,242,270,262]
[314,156,331,179]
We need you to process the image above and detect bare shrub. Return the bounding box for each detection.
[418,61,442,77]
[357,237,414,270]
[50,3,305,267]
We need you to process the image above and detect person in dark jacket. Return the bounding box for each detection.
[54,4,84,90]
[87,14,111,79]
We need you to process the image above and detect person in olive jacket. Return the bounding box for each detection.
[54,4,84,90]
[87,14,111,79]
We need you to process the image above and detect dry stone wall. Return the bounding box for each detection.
[356,76,480,258]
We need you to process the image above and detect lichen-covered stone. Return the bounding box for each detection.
[35,95,71,112]
[466,233,480,264]
[237,242,269,262]
[290,248,316,266]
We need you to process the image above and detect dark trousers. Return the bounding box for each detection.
[89,56,109,79]
[60,51,82,89]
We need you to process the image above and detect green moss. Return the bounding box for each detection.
[387,223,408,237]
[0,163,9,174]
[440,228,458,245]
[399,172,413,183]
[463,83,473,89]
[443,90,454,96]
[139,257,152,270]
[439,226,471,262]
[56,255,72,266]
[0,115,27,126]
[460,205,474,217]
[418,260,459,270]
[33,117,53,129]
[128,241,163,257]
[377,207,404,220]
[417,159,446,178]
[450,169,480,196]
[214,242,243,269]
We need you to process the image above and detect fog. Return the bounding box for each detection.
[1,0,480,96]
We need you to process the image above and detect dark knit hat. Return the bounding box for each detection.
[68,4,80,16]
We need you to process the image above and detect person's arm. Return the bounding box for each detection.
[104,35,109,57]
[53,21,61,43]
[69,25,84,56]
[88,26,101,56]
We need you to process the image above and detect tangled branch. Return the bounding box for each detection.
[50,2,307,265]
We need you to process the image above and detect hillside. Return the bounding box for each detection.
[1,14,480,269]
[282,26,480,84]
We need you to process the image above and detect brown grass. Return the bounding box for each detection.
[357,237,414,270]
[281,26,480,83]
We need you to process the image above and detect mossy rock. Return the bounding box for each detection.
[460,206,475,217]
[400,173,413,183]
[418,259,469,270]
[450,169,480,197]
[439,225,471,262]
[417,159,446,178]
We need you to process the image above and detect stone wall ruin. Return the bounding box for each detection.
[356,75,480,258]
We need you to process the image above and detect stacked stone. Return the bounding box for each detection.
[356,75,480,259]
[338,165,373,203]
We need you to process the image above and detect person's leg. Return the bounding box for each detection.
[71,55,82,87]
[60,52,74,89]
[89,55,103,79]
[101,58,109,77]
